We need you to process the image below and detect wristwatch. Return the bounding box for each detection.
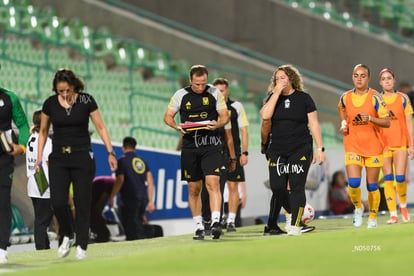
[242,151,248,156]
[317,147,325,152]
[108,150,116,156]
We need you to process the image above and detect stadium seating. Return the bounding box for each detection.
[320,122,340,147]
[0,0,342,150]
[283,0,414,44]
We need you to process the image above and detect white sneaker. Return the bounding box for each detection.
[47,231,58,241]
[57,236,73,258]
[353,207,364,227]
[0,249,8,264]
[285,213,292,232]
[287,226,302,236]
[9,235,20,245]
[75,246,87,260]
[367,219,377,228]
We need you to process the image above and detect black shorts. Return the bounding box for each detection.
[226,154,245,182]
[181,147,222,182]
[267,143,313,191]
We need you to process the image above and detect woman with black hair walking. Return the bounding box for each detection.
[35,68,117,260]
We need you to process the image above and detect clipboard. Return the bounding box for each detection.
[34,164,49,196]
[0,130,13,153]
[180,120,211,132]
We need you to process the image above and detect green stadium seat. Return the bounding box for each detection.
[31,6,60,41]
[13,0,32,8]
[248,123,261,149]
[228,80,246,101]
[397,12,414,33]
[170,59,190,77]
[378,2,397,21]
[307,1,336,20]
[152,51,171,77]
[320,122,341,146]
[133,44,151,67]
[0,5,12,26]
[93,28,117,58]
[244,102,259,124]
[0,0,8,7]
[403,0,414,9]
[58,18,93,53]
[114,41,133,68]
[41,16,61,42]
[360,0,377,9]
[4,6,22,31]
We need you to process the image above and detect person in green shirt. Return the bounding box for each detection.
[0,87,29,264]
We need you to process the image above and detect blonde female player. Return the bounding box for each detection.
[338,64,390,228]
[379,68,413,224]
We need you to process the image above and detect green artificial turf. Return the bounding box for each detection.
[2,213,413,275]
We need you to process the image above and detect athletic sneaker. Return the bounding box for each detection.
[287,226,302,236]
[386,216,398,224]
[300,222,316,233]
[367,219,377,228]
[226,222,236,232]
[75,246,87,260]
[353,207,364,227]
[203,221,211,235]
[0,249,8,264]
[211,222,222,240]
[193,228,205,240]
[57,236,74,258]
[285,213,292,232]
[400,207,411,223]
[263,225,286,236]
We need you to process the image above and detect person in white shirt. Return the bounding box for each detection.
[26,110,53,250]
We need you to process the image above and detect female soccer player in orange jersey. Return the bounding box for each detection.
[338,64,390,228]
[378,68,413,224]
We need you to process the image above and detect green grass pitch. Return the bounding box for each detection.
[1,212,412,275]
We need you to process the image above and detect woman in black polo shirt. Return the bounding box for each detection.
[260,64,325,236]
[35,69,117,260]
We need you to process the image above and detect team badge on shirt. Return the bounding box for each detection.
[0,99,4,107]
[202,97,209,105]
[132,157,146,174]
[284,99,290,109]
[186,101,191,109]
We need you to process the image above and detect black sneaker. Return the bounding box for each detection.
[204,221,212,236]
[221,215,227,228]
[263,225,287,236]
[226,222,236,232]
[300,222,316,233]
[193,229,205,240]
[211,222,222,240]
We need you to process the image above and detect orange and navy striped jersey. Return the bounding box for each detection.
[380,91,413,148]
[338,88,389,156]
